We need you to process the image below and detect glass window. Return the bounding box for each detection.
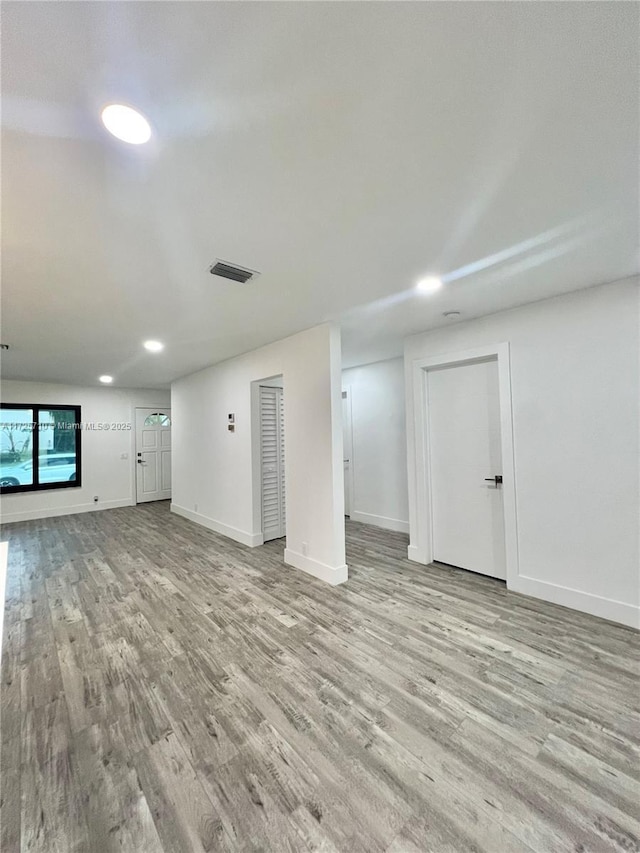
[37,410,78,486]
[0,404,81,493]
[0,408,34,488]
[144,413,170,426]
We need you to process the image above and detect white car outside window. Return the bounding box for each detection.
[0,454,77,487]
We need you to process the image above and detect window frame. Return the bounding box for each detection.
[0,403,82,494]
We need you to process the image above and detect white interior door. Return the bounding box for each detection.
[342,390,352,517]
[135,408,172,503]
[427,359,506,579]
[260,386,286,541]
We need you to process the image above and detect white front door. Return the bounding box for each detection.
[427,359,506,579]
[135,408,172,503]
[342,390,352,517]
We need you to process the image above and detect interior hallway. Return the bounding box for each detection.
[1,502,638,852]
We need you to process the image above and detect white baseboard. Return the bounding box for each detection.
[170,503,263,548]
[284,548,348,586]
[510,575,639,630]
[0,498,134,524]
[350,510,409,534]
[404,542,637,629]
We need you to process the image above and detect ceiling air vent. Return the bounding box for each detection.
[209,260,260,284]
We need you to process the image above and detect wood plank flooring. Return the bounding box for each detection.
[1,501,639,852]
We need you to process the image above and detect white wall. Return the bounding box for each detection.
[405,278,639,628]
[171,323,347,585]
[342,358,409,532]
[0,380,170,523]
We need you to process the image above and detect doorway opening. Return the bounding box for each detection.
[135,407,172,503]
[342,388,353,519]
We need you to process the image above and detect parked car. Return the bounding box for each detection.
[0,454,77,487]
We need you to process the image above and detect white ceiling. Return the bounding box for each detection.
[2,2,638,387]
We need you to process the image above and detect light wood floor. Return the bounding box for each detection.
[1,502,638,852]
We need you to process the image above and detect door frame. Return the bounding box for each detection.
[258,383,286,541]
[250,375,287,547]
[341,387,355,518]
[134,406,172,504]
[408,342,519,588]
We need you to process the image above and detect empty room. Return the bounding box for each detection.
[1,2,638,852]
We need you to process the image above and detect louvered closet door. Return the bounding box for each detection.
[260,386,286,541]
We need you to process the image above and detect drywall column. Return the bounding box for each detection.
[283,325,347,582]
[171,323,347,585]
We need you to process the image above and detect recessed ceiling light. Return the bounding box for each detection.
[443,311,461,319]
[99,375,113,384]
[416,276,443,294]
[101,104,151,145]
[143,340,164,353]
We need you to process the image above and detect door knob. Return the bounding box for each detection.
[485,475,503,485]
